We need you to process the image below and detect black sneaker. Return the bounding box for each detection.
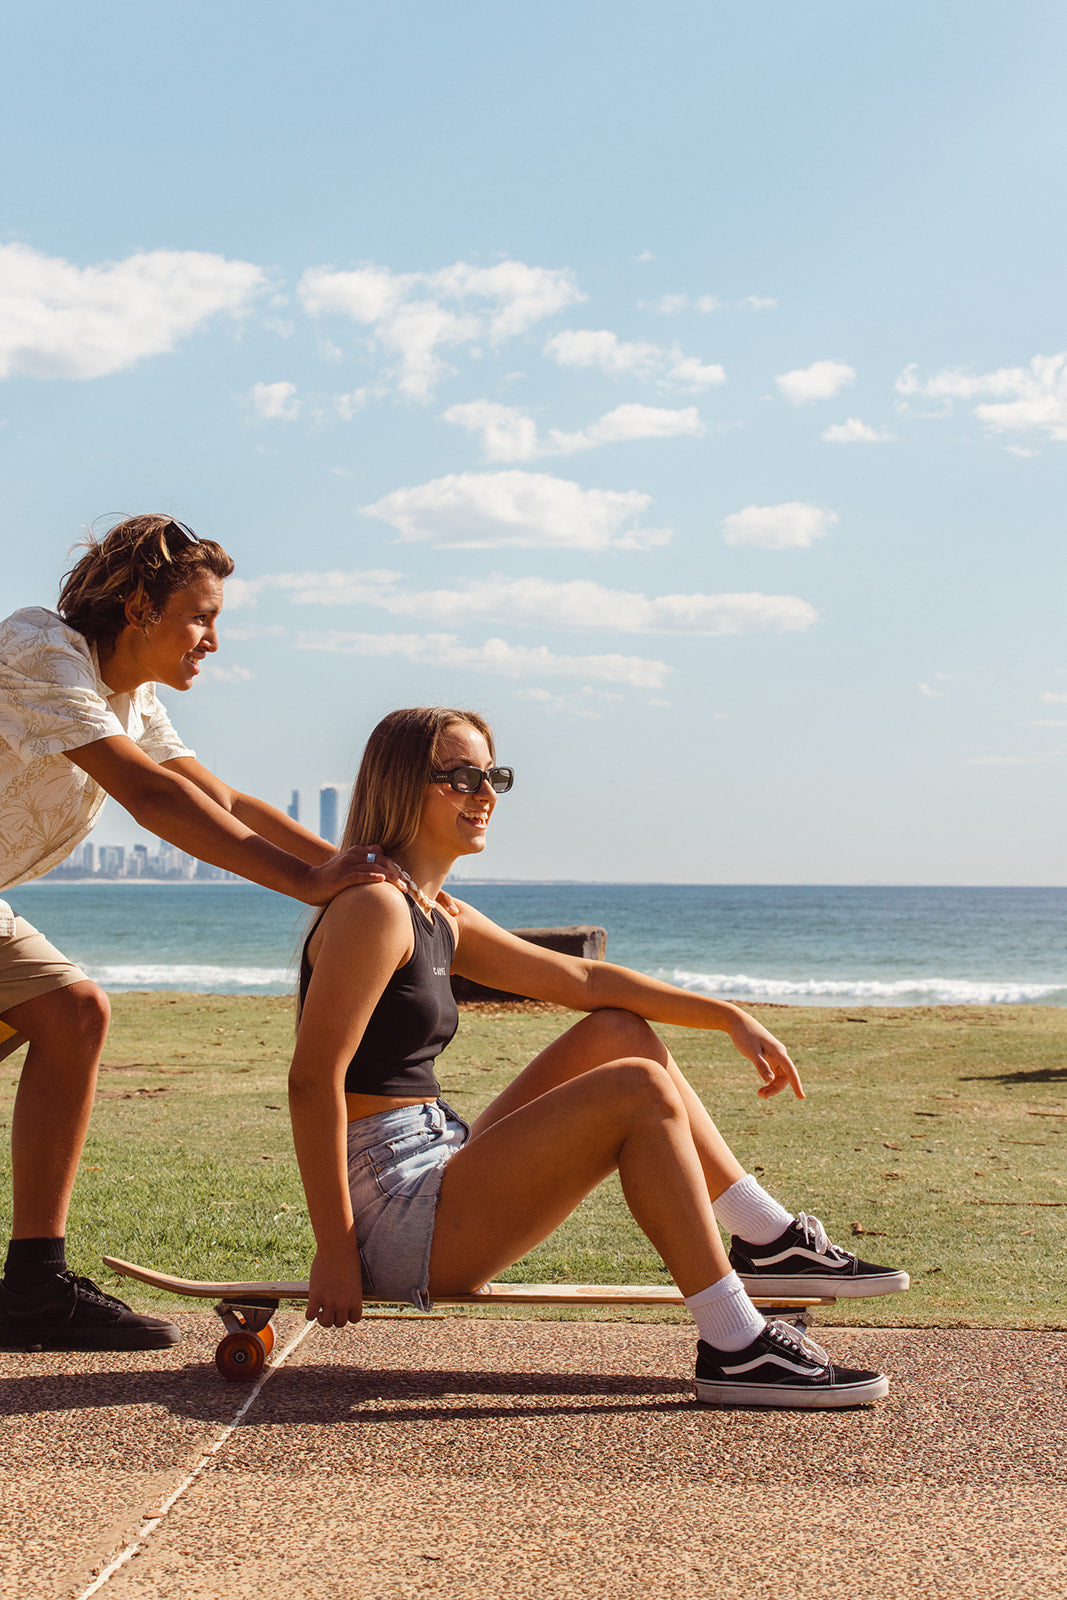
[694,1321,889,1408]
[0,1271,180,1351]
[729,1212,910,1298]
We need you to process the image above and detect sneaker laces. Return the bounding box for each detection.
[63,1273,130,1311]
[795,1210,851,1263]
[765,1318,830,1371]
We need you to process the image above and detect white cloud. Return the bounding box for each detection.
[522,685,625,719]
[297,630,669,688]
[364,470,671,550]
[668,355,727,389]
[235,570,817,635]
[573,403,702,447]
[896,353,1067,443]
[0,243,264,380]
[722,502,838,550]
[644,292,774,315]
[543,328,725,390]
[544,328,665,377]
[776,360,856,405]
[200,662,254,683]
[822,417,893,443]
[652,293,690,315]
[442,398,702,461]
[251,381,300,420]
[917,682,943,698]
[441,402,541,462]
[336,387,368,419]
[1041,690,1067,703]
[297,258,584,399]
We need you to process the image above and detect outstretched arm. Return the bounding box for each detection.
[452,900,803,1099]
[163,755,340,864]
[66,736,404,903]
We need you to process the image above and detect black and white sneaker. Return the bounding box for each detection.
[0,1271,180,1351]
[729,1212,910,1299]
[694,1320,889,1408]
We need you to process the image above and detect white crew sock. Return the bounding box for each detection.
[713,1174,793,1245]
[684,1271,767,1352]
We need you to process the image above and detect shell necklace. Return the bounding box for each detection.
[398,867,436,919]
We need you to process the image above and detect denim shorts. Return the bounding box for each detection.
[346,1099,470,1309]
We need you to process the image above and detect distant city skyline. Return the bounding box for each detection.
[44,838,238,883]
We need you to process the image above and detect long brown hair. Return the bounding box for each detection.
[58,515,234,645]
[342,707,496,858]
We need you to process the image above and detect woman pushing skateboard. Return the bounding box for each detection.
[0,515,407,1354]
[290,707,909,1408]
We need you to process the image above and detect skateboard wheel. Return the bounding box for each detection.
[258,1322,276,1358]
[215,1330,266,1382]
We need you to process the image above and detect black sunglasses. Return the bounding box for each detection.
[429,765,515,794]
[161,518,200,549]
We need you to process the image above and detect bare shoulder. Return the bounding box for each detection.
[309,881,413,960]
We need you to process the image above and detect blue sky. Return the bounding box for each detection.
[2,1,1065,883]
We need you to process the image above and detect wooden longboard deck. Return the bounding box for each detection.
[103,1256,830,1309]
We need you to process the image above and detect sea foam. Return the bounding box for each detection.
[90,962,293,992]
[666,970,1067,1006]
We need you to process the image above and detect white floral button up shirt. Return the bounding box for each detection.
[0,608,193,935]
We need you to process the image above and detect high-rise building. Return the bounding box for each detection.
[319,785,340,845]
[287,790,300,822]
[99,845,125,877]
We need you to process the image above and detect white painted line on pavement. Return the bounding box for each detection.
[75,1318,317,1597]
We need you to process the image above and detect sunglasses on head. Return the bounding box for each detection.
[161,518,200,549]
[429,764,515,794]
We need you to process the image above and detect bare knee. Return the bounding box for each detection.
[605,1056,683,1122]
[16,981,111,1057]
[579,1007,662,1061]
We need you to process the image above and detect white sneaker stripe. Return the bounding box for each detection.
[723,1351,826,1379]
[750,1245,849,1269]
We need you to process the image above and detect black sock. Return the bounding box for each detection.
[3,1236,68,1290]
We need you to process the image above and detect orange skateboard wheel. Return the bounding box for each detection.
[215,1329,267,1382]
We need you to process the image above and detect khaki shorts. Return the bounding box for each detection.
[0,916,89,1060]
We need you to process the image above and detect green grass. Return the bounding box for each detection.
[1,994,1064,1327]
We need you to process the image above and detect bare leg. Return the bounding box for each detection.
[471,1008,746,1201]
[3,982,111,1238]
[430,1055,732,1298]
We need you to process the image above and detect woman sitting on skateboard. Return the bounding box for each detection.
[290,707,908,1408]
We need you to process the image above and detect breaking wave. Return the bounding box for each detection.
[89,962,294,993]
[665,970,1067,1006]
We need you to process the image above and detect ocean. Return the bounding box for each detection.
[6,881,1066,1007]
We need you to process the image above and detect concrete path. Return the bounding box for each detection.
[2,1316,1065,1600]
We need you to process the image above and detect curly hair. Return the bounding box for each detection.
[57,515,235,645]
[341,707,496,859]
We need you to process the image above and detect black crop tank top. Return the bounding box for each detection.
[299,895,458,1098]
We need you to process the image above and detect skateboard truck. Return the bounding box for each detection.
[214,1296,281,1380]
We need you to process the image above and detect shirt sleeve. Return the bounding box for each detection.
[0,608,126,763]
[134,684,195,764]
